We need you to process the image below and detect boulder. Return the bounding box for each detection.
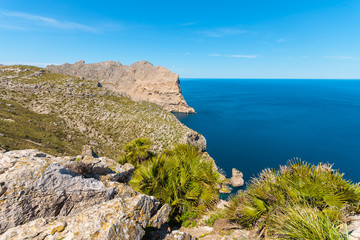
[0,149,152,236]
[81,144,98,157]
[149,204,172,229]
[0,194,159,240]
[230,168,244,187]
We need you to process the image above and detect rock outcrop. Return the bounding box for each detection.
[230,168,244,187]
[46,60,195,113]
[0,149,172,239]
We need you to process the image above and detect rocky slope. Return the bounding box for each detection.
[0,65,205,158]
[0,149,195,239]
[46,60,195,113]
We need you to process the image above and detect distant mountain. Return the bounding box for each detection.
[47,60,195,113]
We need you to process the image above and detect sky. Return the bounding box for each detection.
[0,0,359,78]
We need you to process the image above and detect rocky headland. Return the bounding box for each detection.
[0,65,203,158]
[46,60,195,113]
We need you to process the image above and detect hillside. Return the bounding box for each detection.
[0,65,205,159]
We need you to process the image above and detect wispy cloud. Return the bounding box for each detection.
[324,56,358,60]
[228,54,260,59]
[0,11,98,33]
[277,38,286,43]
[200,27,245,37]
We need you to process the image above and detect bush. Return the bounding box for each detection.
[130,144,222,224]
[225,160,360,238]
[118,138,152,166]
[270,205,348,240]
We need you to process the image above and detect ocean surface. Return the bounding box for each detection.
[174,79,360,185]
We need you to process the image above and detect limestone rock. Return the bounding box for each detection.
[149,204,172,229]
[46,60,195,113]
[0,194,159,240]
[230,168,244,187]
[0,149,138,234]
[185,132,207,152]
[164,230,197,240]
[81,144,98,157]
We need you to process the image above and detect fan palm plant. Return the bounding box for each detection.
[130,144,222,224]
[225,159,360,238]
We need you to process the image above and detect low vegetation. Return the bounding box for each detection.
[130,143,222,225]
[225,160,360,239]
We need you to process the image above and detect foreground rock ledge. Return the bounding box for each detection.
[0,149,184,239]
[46,60,195,113]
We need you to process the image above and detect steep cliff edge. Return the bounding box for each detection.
[46,60,195,113]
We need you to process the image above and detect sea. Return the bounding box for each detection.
[174,79,360,185]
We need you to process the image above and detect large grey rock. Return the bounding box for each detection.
[0,194,159,240]
[0,149,142,235]
[47,60,195,113]
[185,132,207,152]
[230,168,244,187]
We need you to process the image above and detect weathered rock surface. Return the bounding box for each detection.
[0,149,170,239]
[0,194,159,240]
[230,168,244,187]
[47,60,195,113]
[149,204,172,229]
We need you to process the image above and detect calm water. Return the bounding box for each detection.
[174,79,360,184]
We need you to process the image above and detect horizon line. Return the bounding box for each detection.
[180,77,360,80]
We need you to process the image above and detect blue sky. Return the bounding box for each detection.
[0,0,359,78]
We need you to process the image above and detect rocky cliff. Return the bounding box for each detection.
[46,60,195,113]
[0,65,205,158]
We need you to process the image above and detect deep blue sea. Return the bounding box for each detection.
[174,79,360,184]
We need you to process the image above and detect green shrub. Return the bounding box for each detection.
[130,144,222,224]
[225,160,360,238]
[118,138,152,166]
[270,205,348,240]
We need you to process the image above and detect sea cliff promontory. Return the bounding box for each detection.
[46,60,195,113]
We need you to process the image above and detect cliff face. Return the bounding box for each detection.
[46,60,195,113]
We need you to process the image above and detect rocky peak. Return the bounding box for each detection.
[46,60,195,113]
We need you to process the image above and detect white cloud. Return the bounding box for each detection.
[228,55,260,59]
[324,56,358,60]
[199,27,245,37]
[277,38,286,43]
[0,11,98,33]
